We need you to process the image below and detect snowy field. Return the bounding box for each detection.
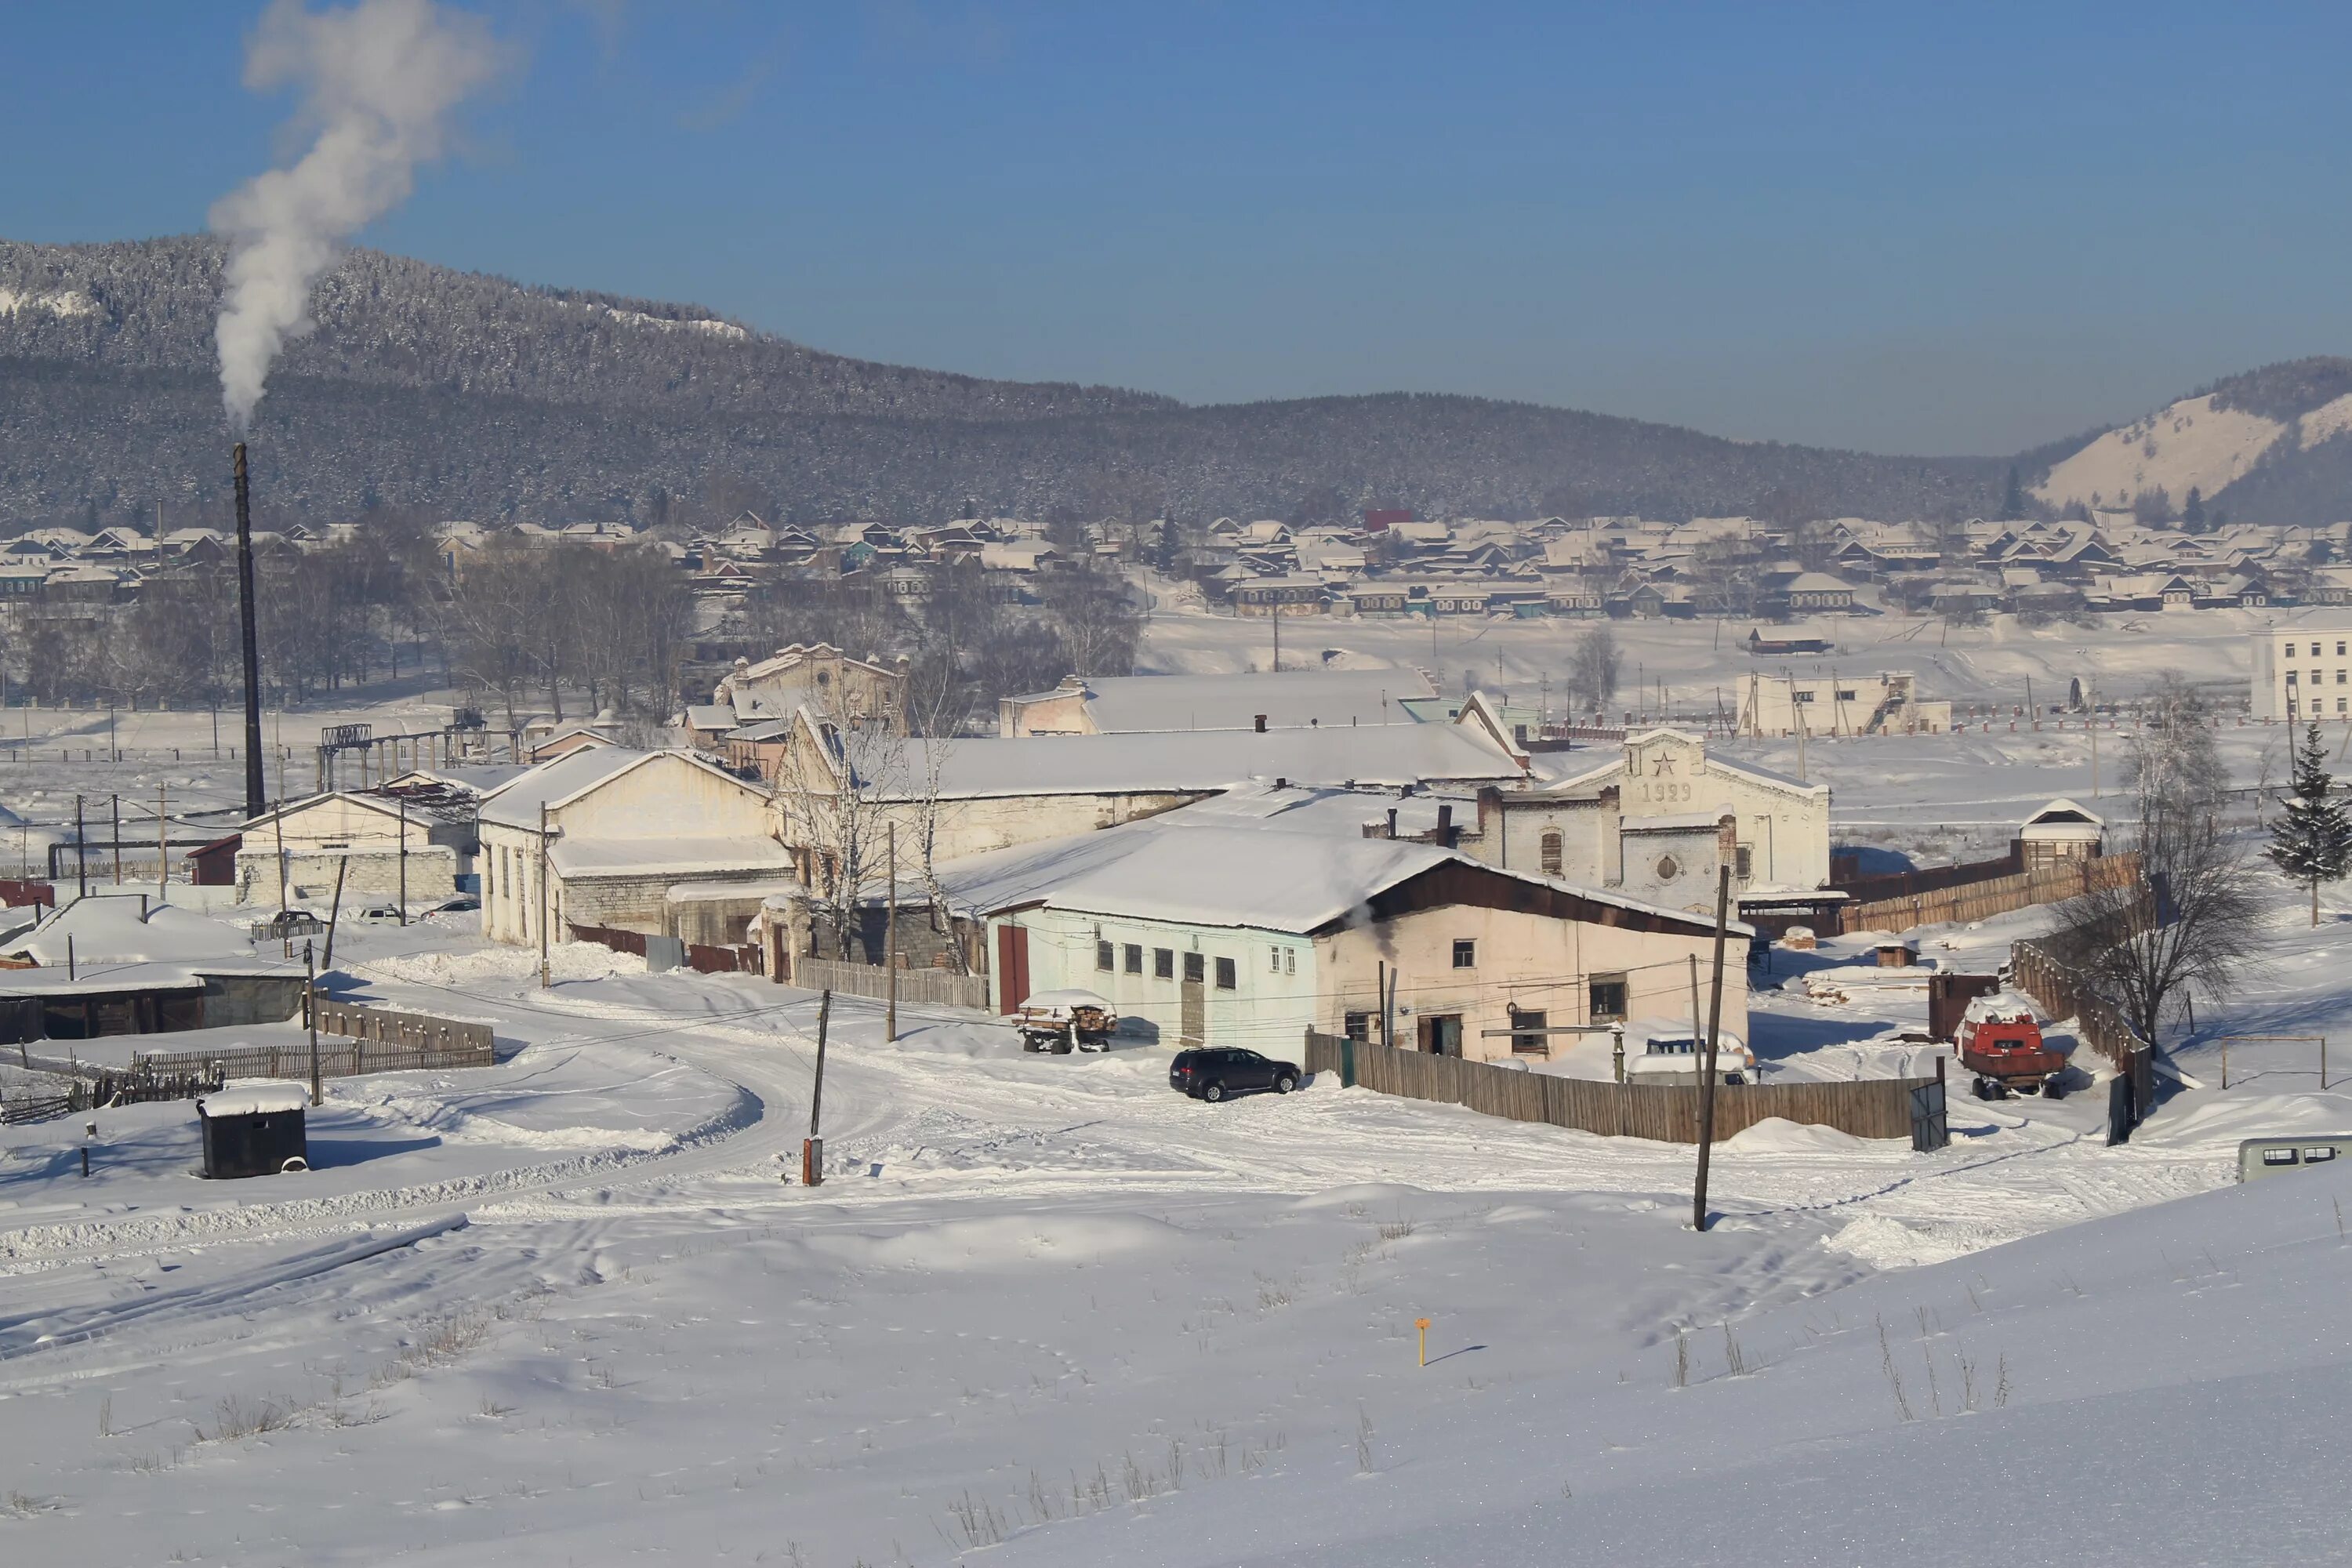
[6,622,2352,1563]
[1138,597,2306,710]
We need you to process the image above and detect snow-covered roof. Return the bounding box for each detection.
[199,1081,310,1117]
[932,799,1740,938]
[550,837,792,879]
[5,896,252,967]
[1070,668,1436,732]
[875,721,1523,800]
[479,748,758,831]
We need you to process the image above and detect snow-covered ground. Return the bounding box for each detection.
[5,641,2352,1563]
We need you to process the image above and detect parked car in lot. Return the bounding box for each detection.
[353,903,407,926]
[1014,989,1119,1053]
[1168,1047,1301,1102]
[428,895,481,915]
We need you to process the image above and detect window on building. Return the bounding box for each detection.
[1510,1008,1548,1055]
[2339,642,2346,656]
[1183,951,1204,983]
[1835,689,1857,702]
[1284,949,1295,975]
[1344,1011,1370,1043]
[1589,974,1628,1022]
[1155,947,1174,979]
[1452,938,1476,969]
[1214,956,1237,989]
[1096,940,1114,971]
[1792,690,1816,703]
[1540,829,1563,876]
[1123,943,1143,974]
[1270,947,1282,973]
[1736,845,1753,879]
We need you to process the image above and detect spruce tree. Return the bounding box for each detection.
[2268,720,2352,924]
[2002,466,2025,518]
[2181,485,2205,532]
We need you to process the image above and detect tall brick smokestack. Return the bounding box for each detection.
[233,443,266,817]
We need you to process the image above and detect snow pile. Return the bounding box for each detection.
[9,897,250,965]
[1720,1115,1872,1154]
[361,938,641,989]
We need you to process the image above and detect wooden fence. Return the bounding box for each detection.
[2009,937,2154,1141]
[688,942,761,975]
[1839,853,2139,935]
[569,923,757,976]
[571,921,646,956]
[3,1065,227,1123]
[796,956,988,1011]
[131,1003,494,1083]
[1301,1033,1929,1143]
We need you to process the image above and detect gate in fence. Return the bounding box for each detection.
[1910,1068,1950,1152]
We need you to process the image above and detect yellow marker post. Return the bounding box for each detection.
[1415,1316,1432,1367]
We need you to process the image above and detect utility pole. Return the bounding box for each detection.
[274,807,289,919]
[538,801,552,989]
[110,794,121,885]
[397,793,408,925]
[232,442,266,818]
[1692,865,1732,1232]
[804,989,832,1186]
[1795,695,1809,782]
[884,821,898,1044]
[321,856,348,971]
[73,794,85,899]
[304,939,321,1108]
[1271,598,1279,673]
[156,785,167,892]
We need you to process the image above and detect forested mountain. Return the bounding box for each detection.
[16,233,2326,530]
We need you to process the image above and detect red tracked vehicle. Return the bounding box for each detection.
[1956,993,2067,1099]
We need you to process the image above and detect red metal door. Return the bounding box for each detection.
[996,924,1030,1013]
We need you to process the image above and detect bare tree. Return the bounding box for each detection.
[2046,672,2266,1046]
[1567,623,1621,714]
[776,711,907,960]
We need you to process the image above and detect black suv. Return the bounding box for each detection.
[1168,1047,1301,1102]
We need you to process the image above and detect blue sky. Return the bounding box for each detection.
[6,1,2351,454]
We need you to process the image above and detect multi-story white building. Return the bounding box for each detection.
[1734,670,1951,737]
[2251,627,2352,721]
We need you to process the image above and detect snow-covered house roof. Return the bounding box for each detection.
[1070,669,1437,732]
[936,803,1741,941]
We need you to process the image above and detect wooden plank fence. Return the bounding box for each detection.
[795,956,988,1011]
[1302,1033,1929,1143]
[571,922,648,956]
[1840,853,2138,936]
[3,1065,225,1123]
[2009,937,2154,1139]
[132,1003,495,1083]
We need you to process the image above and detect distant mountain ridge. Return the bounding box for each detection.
[0,236,2338,528]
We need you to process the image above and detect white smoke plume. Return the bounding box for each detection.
[210,0,503,430]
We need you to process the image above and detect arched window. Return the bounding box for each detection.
[1540,829,1563,877]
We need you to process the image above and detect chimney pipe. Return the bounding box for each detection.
[1436,803,1454,845]
[1254,713,1267,732]
[232,443,266,818]
[1386,808,1399,838]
